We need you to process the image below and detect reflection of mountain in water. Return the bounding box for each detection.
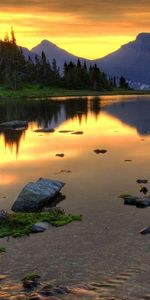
[0,97,101,153]
[104,98,150,136]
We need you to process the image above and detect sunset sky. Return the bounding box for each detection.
[0,0,150,59]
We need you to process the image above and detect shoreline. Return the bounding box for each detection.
[0,85,150,99]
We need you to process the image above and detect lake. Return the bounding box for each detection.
[1,95,150,212]
[1,95,150,299]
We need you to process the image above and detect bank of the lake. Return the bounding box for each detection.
[0,84,150,99]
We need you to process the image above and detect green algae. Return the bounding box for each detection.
[0,208,82,238]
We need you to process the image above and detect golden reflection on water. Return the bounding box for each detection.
[1,96,150,211]
[0,112,136,164]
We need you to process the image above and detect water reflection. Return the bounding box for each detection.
[1,95,150,211]
[104,97,150,136]
[0,97,101,154]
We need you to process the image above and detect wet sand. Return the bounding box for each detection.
[1,188,150,299]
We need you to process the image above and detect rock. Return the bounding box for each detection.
[59,130,74,133]
[124,159,132,162]
[40,285,54,296]
[94,149,107,154]
[55,153,64,158]
[22,275,40,290]
[0,120,28,129]
[137,179,148,184]
[29,293,42,300]
[71,131,83,135]
[124,196,137,205]
[0,209,7,221]
[140,187,148,194]
[140,225,150,234]
[0,275,8,280]
[136,198,150,208]
[11,178,65,212]
[31,222,51,233]
[70,287,96,296]
[33,128,55,133]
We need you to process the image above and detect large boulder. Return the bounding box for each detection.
[11,178,65,212]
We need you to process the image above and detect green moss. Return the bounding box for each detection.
[0,247,6,253]
[119,194,132,199]
[22,272,39,281]
[0,208,82,238]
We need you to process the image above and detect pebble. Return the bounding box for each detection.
[71,131,83,135]
[137,179,148,184]
[55,153,64,158]
[94,149,107,154]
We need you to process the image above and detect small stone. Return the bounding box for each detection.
[0,275,8,280]
[0,210,7,221]
[59,130,74,133]
[94,149,107,154]
[29,293,42,300]
[55,153,64,158]
[40,284,54,296]
[33,128,55,133]
[136,198,150,208]
[71,131,83,135]
[124,196,137,205]
[70,287,96,296]
[124,159,132,162]
[31,222,51,233]
[137,179,148,184]
[140,225,150,234]
[140,187,148,195]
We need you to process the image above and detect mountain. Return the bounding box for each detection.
[30,33,150,89]
[95,33,150,89]
[21,46,38,62]
[31,40,88,70]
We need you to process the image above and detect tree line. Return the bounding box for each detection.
[0,30,129,90]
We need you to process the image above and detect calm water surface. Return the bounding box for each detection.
[1,95,150,212]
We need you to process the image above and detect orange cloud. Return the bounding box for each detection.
[0,0,150,58]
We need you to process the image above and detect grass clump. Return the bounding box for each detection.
[0,208,82,238]
[0,246,6,253]
[22,272,40,281]
[119,194,132,199]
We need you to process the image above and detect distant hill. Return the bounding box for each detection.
[95,33,150,89]
[31,40,89,70]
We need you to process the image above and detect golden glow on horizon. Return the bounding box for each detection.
[0,0,150,59]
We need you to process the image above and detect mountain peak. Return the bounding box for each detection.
[39,39,57,47]
[136,32,150,43]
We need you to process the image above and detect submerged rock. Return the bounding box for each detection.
[11,178,65,212]
[33,128,55,133]
[121,194,150,208]
[0,120,28,129]
[94,149,107,154]
[71,131,83,135]
[123,196,137,205]
[59,130,74,133]
[137,179,148,184]
[140,187,148,194]
[136,198,150,208]
[55,153,64,158]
